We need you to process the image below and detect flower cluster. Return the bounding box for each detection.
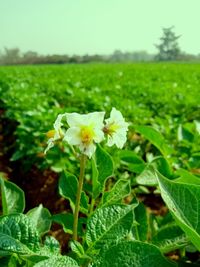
[45,108,129,158]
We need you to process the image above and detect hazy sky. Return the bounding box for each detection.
[0,0,200,55]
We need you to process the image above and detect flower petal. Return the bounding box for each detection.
[93,128,105,143]
[79,142,96,158]
[64,127,81,145]
[44,138,55,154]
[66,113,86,127]
[54,113,66,131]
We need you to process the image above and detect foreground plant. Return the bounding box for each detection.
[45,108,128,242]
[0,108,199,266]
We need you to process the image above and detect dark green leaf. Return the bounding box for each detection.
[52,213,85,236]
[152,224,189,253]
[27,204,51,236]
[86,204,136,249]
[0,177,25,215]
[135,125,171,156]
[102,179,131,205]
[58,171,88,214]
[178,125,194,142]
[0,214,40,255]
[95,145,113,184]
[133,203,148,241]
[34,255,79,267]
[93,241,177,267]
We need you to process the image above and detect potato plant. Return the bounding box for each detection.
[0,64,199,266]
[0,109,200,266]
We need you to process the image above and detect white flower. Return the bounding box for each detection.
[44,113,66,154]
[64,111,105,158]
[104,107,129,148]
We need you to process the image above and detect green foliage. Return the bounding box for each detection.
[156,171,200,250]
[34,256,79,267]
[91,241,177,267]
[59,171,89,214]
[134,125,171,156]
[133,203,148,241]
[102,179,131,205]
[0,214,40,255]
[52,213,85,235]
[26,204,51,236]
[0,63,200,266]
[0,177,25,215]
[152,224,188,253]
[86,204,136,249]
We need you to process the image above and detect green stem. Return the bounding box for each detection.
[73,154,86,241]
[89,198,95,216]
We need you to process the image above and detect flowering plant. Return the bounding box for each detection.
[0,108,198,267]
[45,108,129,242]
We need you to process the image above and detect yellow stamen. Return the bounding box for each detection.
[80,125,95,144]
[104,123,120,136]
[46,129,63,139]
[46,129,56,138]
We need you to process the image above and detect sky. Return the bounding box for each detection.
[0,0,200,55]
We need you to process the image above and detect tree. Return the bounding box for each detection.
[2,47,21,64]
[155,26,181,61]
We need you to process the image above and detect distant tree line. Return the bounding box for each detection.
[0,48,199,66]
[0,27,199,65]
[0,48,156,65]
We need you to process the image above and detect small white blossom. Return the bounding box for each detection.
[104,107,129,148]
[44,113,66,154]
[64,111,105,158]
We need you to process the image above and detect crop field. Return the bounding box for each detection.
[0,63,200,266]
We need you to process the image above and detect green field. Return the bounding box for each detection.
[0,63,200,266]
[0,63,199,169]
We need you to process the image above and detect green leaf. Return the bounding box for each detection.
[91,158,101,199]
[93,241,176,267]
[70,240,85,258]
[34,255,79,267]
[136,165,158,186]
[119,150,146,174]
[27,204,51,236]
[95,144,113,184]
[102,179,131,205]
[156,171,200,250]
[175,169,200,185]
[0,254,25,267]
[86,204,136,249]
[52,213,85,236]
[58,171,89,214]
[21,236,60,264]
[133,203,148,241]
[136,157,173,186]
[0,214,40,255]
[119,150,145,165]
[151,156,173,178]
[152,224,189,253]
[135,125,171,156]
[178,124,194,142]
[43,236,60,254]
[0,177,25,215]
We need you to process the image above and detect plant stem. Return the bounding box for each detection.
[89,198,95,216]
[73,154,86,241]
